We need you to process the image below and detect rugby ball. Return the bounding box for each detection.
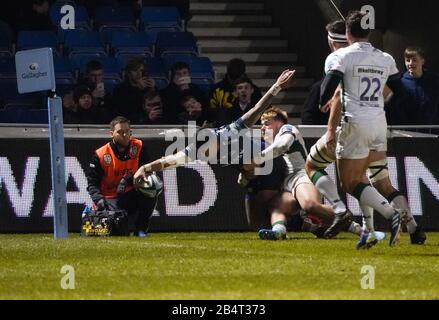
[137,173,163,198]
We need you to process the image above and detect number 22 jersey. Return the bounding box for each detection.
[324,42,399,123]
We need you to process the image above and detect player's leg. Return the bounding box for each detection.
[294,181,334,225]
[301,212,328,238]
[245,190,277,231]
[331,121,401,246]
[305,134,347,215]
[134,190,158,236]
[117,190,157,237]
[306,134,379,237]
[295,180,362,237]
[368,152,426,244]
[258,191,300,240]
[359,200,375,232]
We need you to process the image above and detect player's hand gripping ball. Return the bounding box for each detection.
[137,173,163,198]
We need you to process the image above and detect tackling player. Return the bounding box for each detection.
[253,107,363,240]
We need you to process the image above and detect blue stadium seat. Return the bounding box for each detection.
[3,103,25,110]
[162,54,192,71]
[17,31,60,54]
[0,108,48,124]
[140,6,182,32]
[190,57,215,80]
[95,6,136,27]
[155,32,198,57]
[55,78,75,96]
[0,76,42,104]
[145,57,168,90]
[144,57,167,78]
[63,30,106,59]
[3,99,47,110]
[53,56,74,78]
[50,4,90,30]
[110,32,153,59]
[0,33,12,58]
[95,6,137,43]
[0,57,16,78]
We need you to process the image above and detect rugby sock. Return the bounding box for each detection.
[353,183,395,220]
[388,191,417,234]
[272,221,287,237]
[360,204,375,232]
[311,170,346,215]
[348,221,362,235]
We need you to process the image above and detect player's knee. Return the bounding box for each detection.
[304,161,315,178]
[367,159,389,184]
[301,199,321,213]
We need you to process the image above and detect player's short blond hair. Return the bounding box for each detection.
[261,106,288,124]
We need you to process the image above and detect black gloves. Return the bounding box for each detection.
[96,198,108,211]
[117,173,134,196]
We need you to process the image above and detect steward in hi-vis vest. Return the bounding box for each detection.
[86,116,158,237]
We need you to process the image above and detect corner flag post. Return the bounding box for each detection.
[15,48,68,239]
[48,94,68,239]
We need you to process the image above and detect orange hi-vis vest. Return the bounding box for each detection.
[96,138,143,199]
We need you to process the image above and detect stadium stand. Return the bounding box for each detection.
[110,31,154,59]
[0,28,13,58]
[140,6,183,33]
[0,108,48,123]
[63,30,106,59]
[17,31,59,54]
[0,2,244,123]
[155,32,198,57]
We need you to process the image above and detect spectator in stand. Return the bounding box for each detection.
[209,58,262,127]
[64,85,106,124]
[160,61,207,124]
[386,46,439,127]
[231,75,259,123]
[17,0,53,31]
[112,58,155,122]
[137,90,168,125]
[64,60,114,123]
[81,61,112,108]
[178,94,207,126]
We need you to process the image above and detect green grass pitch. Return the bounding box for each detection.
[1,232,438,299]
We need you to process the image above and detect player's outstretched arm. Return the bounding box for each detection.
[241,69,296,127]
[133,151,188,187]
